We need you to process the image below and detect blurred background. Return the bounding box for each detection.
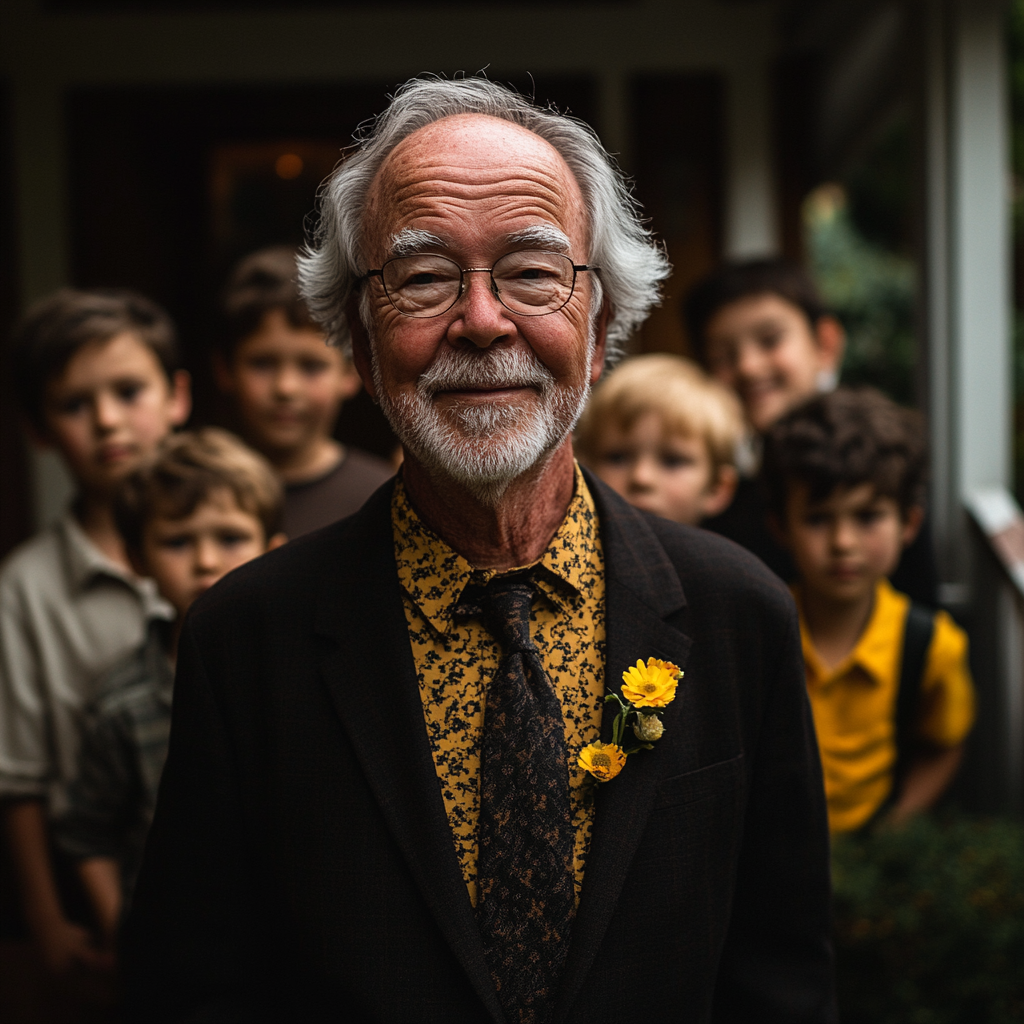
[0,1,1022,1015]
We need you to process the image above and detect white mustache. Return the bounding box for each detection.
[417,346,555,395]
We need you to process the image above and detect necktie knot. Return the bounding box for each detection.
[455,574,538,657]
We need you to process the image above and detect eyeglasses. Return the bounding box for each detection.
[363,250,600,319]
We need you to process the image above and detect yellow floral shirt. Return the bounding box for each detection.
[391,465,606,906]
[795,578,975,833]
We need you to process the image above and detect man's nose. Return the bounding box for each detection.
[446,271,513,349]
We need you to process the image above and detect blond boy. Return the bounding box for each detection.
[54,428,285,947]
[1,290,189,979]
[575,354,742,526]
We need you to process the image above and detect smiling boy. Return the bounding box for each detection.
[762,388,974,832]
[0,290,189,986]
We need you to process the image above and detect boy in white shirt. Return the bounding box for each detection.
[0,289,189,987]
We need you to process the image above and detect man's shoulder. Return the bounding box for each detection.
[190,484,395,627]
[647,514,791,600]
[588,473,793,615]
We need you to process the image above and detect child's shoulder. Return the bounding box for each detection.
[0,519,68,602]
[91,624,173,718]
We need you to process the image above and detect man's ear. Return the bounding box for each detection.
[347,299,376,401]
[589,297,612,385]
[169,370,192,427]
[901,505,925,547]
[814,315,845,375]
[699,464,738,519]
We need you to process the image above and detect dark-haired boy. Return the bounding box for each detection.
[762,387,974,833]
[0,289,190,979]
[54,427,285,948]
[685,257,937,606]
[215,247,392,537]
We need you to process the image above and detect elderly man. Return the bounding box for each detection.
[123,78,835,1024]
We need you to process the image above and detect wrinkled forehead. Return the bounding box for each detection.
[362,114,589,261]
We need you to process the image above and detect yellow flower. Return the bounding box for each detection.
[621,658,680,708]
[577,741,627,782]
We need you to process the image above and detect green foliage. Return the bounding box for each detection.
[805,187,917,406]
[832,814,1024,1024]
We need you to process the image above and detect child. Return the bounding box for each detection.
[762,387,974,833]
[54,428,285,946]
[0,289,190,978]
[574,354,742,525]
[684,258,936,606]
[215,246,393,538]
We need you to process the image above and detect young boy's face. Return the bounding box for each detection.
[41,331,191,496]
[139,488,281,618]
[218,309,360,461]
[589,412,736,526]
[780,481,921,605]
[703,293,843,433]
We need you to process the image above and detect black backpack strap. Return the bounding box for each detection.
[892,603,936,790]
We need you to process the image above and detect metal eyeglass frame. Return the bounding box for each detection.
[361,251,601,318]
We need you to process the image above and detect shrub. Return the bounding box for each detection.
[832,814,1024,1024]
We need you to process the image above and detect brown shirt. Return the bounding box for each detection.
[282,447,393,539]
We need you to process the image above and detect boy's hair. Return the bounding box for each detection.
[10,288,179,433]
[114,427,284,554]
[574,353,744,472]
[683,258,829,363]
[762,387,927,520]
[220,246,321,357]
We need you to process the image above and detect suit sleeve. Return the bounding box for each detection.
[712,606,838,1024]
[121,620,267,1024]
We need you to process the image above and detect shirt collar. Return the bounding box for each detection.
[58,510,173,619]
[392,463,601,637]
[796,577,905,687]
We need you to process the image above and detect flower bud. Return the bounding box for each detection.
[633,713,664,742]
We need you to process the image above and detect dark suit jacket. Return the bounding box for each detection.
[122,474,836,1024]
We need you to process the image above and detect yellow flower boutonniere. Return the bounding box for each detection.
[577,657,683,783]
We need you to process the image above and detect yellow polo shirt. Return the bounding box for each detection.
[392,465,606,906]
[795,579,975,833]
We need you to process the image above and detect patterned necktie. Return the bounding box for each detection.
[457,573,575,1024]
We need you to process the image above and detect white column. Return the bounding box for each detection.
[949,0,1012,503]
[723,57,779,259]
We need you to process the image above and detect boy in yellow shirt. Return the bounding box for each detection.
[762,387,974,832]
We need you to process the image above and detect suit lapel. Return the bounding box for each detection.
[312,484,505,1024]
[555,474,694,1021]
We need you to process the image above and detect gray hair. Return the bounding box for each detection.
[297,76,670,361]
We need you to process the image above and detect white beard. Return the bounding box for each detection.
[373,342,592,505]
